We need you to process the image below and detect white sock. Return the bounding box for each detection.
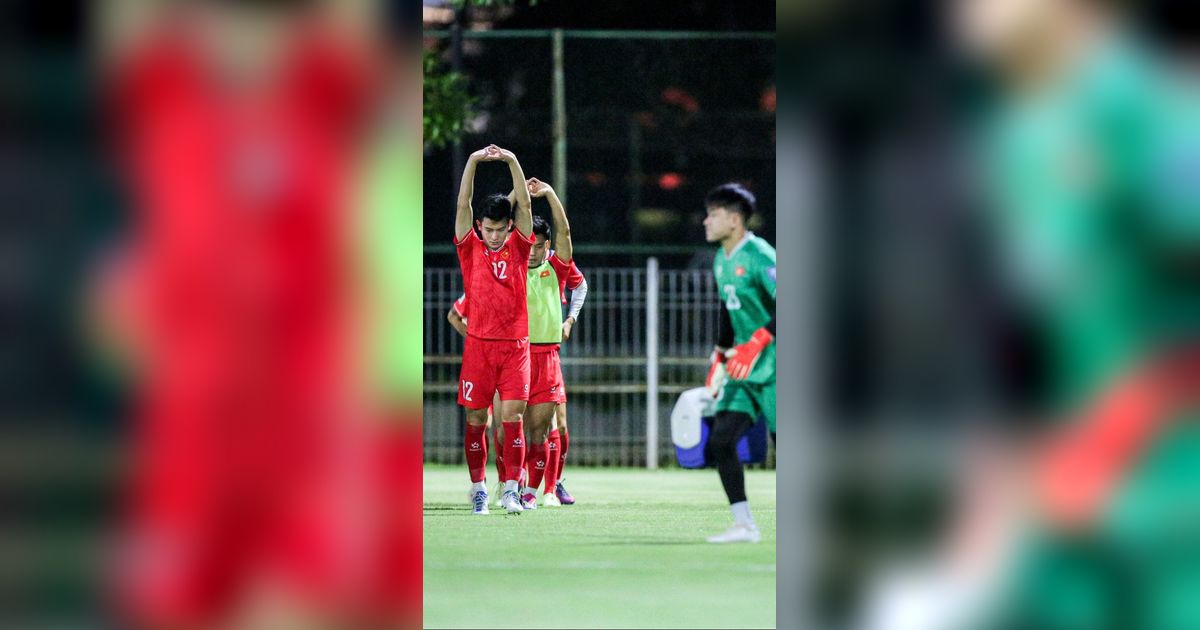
[731,501,755,526]
[503,480,519,493]
[472,481,487,494]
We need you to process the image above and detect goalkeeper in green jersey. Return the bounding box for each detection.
[702,183,776,544]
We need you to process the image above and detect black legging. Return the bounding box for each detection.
[708,411,755,504]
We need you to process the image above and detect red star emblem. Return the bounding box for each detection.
[735,266,746,277]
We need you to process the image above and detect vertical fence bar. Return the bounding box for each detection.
[552,28,568,207]
[645,257,660,469]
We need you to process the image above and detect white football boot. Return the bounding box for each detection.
[470,489,489,515]
[706,522,761,544]
[499,490,525,514]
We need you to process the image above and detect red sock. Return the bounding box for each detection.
[544,430,561,493]
[492,427,505,484]
[527,441,548,491]
[557,428,569,479]
[465,424,487,483]
[502,421,526,483]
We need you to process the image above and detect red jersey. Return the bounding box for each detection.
[549,253,586,303]
[111,24,373,378]
[108,22,376,625]
[453,252,583,318]
[454,229,535,340]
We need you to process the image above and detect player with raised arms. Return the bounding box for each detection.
[455,144,534,514]
[449,177,588,508]
[515,178,583,508]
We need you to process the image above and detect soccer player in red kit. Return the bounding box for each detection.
[99,1,380,626]
[448,215,587,508]
[455,144,535,514]
[516,179,579,508]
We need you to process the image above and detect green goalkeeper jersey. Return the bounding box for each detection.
[984,34,1200,630]
[984,33,1180,412]
[714,232,777,384]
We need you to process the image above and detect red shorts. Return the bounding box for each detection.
[116,397,362,627]
[362,416,423,624]
[458,336,530,409]
[529,346,567,406]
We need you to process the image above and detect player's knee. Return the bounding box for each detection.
[466,409,489,426]
[710,412,750,457]
[526,411,552,441]
[709,430,737,458]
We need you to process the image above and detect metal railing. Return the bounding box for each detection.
[425,258,758,468]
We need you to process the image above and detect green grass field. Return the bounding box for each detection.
[423,464,776,629]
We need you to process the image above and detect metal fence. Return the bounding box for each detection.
[424,259,773,468]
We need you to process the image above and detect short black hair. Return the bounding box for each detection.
[477,194,513,224]
[531,215,551,241]
[705,183,756,221]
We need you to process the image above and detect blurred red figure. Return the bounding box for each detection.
[99,2,382,627]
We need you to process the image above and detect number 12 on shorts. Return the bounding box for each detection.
[462,380,474,402]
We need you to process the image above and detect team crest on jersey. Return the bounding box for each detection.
[735,266,746,277]
[501,249,511,259]
[541,269,551,278]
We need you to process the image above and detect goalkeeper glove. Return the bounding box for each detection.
[705,348,728,398]
[725,328,773,380]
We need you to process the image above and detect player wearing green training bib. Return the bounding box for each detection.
[701,183,776,544]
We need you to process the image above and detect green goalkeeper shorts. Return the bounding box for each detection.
[715,380,776,433]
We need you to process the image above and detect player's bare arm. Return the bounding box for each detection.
[447,306,467,338]
[456,146,496,240]
[496,147,533,236]
[528,177,572,261]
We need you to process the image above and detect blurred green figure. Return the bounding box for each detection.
[954,0,1200,627]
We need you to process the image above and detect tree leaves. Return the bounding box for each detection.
[423,47,476,151]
